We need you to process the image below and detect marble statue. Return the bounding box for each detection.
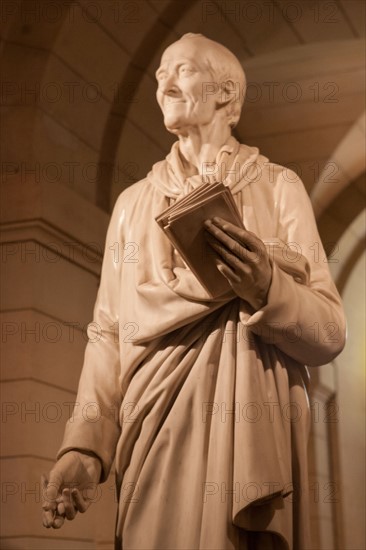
[42,33,346,549]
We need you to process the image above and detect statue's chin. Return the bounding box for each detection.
[163,117,181,135]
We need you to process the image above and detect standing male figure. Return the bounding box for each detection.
[42,33,346,549]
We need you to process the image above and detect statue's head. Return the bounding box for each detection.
[156,33,246,134]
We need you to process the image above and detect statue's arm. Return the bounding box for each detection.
[42,194,127,527]
[244,171,346,367]
[56,193,127,477]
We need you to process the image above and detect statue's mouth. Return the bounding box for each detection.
[166,99,186,105]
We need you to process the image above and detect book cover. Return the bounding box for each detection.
[156,183,244,296]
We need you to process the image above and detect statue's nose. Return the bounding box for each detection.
[160,73,180,95]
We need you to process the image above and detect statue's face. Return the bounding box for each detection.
[156,40,220,133]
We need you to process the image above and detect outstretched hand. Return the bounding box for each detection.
[42,450,102,529]
[204,217,272,310]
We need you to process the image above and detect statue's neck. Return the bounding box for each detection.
[176,121,231,176]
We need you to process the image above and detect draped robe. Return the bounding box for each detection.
[59,138,346,550]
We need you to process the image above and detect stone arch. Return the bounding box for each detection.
[316,170,365,259]
[311,112,366,218]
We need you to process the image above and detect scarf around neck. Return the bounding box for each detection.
[147,136,261,199]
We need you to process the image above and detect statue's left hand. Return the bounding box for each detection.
[204,217,272,310]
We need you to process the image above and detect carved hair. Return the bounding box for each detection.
[179,33,246,128]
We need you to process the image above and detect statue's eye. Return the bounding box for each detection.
[179,65,195,76]
[156,69,167,81]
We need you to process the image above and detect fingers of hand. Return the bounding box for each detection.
[215,260,241,284]
[208,237,245,274]
[205,218,264,262]
[41,474,55,507]
[48,499,66,529]
[43,470,63,506]
[57,499,66,516]
[205,220,246,260]
[53,514,65,529]
[72,488,90,513]
[62,488,78,520]
[61,487,90,517]
[41,474,58,528]
[42,508,56,528]
[41,473,90,528]
[43,493,79,529]
[42,500,66,530]
[205,225,252,278]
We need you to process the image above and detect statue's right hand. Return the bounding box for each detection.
[42,450,102,529]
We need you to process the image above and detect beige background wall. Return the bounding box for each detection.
[1,1,365,548]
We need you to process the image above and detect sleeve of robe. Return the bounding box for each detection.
[57,194,125,481]
[243,169,347,367]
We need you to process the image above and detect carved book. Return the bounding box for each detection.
[156,182,244,296]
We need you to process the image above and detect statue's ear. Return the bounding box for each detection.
[217,79,240,108]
